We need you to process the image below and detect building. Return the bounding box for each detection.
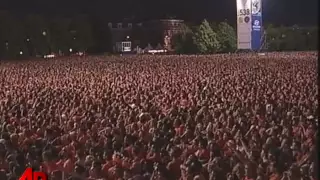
[108,22,133,52]
[115,41,132,53]
[108,19,185,52]
[140,19,185,50]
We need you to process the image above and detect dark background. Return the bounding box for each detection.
[1,0,318,26]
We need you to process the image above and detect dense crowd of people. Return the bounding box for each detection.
[0,52,318,180]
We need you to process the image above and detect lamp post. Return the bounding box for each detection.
[42,31,47,55]
[42,30,51,55]
[5,41,8,50]
[306,31,310,50]
[4,41,9,58]
[26,38,33,56]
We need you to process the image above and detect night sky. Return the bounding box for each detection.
[1,0,318,26]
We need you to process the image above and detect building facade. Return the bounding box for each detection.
[108,22,133,46]
[108,19,185,51]
[141,19,185,50]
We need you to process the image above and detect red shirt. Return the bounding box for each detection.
[124,145,133,157]
[185,145,197,156]
[43,161,59,174]
[180,99,190,108]
[269,173,281,180]
[243,177,254,180]
[63,158,74,174]
[195,149,209,160]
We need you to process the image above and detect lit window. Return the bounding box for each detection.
[128,23,132,28]
[117,23,122,29]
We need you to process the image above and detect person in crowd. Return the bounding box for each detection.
[0,52,317,180]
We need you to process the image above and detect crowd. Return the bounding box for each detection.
[0,52,318,180]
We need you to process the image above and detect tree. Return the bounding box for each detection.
[282,26,295,51]
[172,24,196,54]
[215,22,237,52]
[10,18,28,58]
[0,11,27,59]
[266,25,287,51]
[192,19,220,54]
[131,24,144,48]
[69,14,94,52]
[0,11,11,58]
[281,26,302,51]
[50,17,73,54]
[24,14,51,55]
[90,17,112,53]
[266,25,319,52]
[266,24,279,51]
[306,27,318,50]
[292,27,307,51]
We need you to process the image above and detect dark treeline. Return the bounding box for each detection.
[172,20,319,54]
[0,11,318,59]
[0,11,110,59]
[265,25,318,52]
